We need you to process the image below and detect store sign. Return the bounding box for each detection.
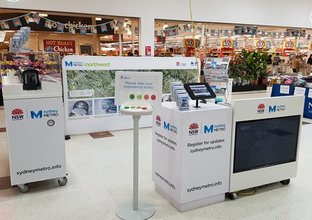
[164,25,179,37]
[0,13,114,34]
[221,39,232,49]
[283,40,296,49]
[156,36,166,43]
[145,46,152,56]
[256,39,266,49]
[183,39,200,48]
[43,40,75,53]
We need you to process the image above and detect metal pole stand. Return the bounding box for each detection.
[116,115,155,220]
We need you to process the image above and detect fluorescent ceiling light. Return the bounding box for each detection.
[39,13,48,17]
[6,0,21,2]
[95,17,102,21]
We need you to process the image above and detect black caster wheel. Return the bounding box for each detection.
[280,179,290,185]
[58,177,68,186]
[65,135,71,140]
[18,184,29,193]
[227,192,237,200]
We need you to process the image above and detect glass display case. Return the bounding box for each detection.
[0,52,61,80]
[0,52,62,105]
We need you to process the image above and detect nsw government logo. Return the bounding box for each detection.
[156,115,161,127]
[11,108,24,121]
[257,103,265,114]
[189,123,199,136]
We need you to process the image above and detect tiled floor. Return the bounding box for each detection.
[1,92,312,219]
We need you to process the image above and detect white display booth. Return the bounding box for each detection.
[229,96,304,197]
[152,101,232,211]
[2,76,67,192]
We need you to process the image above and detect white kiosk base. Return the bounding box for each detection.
[155,185,224,212]
[2,76,67,192]
[229,96,304,196]
[152,101,232,211]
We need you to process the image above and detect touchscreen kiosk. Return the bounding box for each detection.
[184,83,216,108]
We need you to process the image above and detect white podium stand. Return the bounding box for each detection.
[116,102,155,220]
[152,101,232,211]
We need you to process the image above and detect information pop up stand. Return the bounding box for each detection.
[152,100,232,211]
[114,71,162,220]
[203,57,231,103]
[2,71,67,192]
[229,96,304,199]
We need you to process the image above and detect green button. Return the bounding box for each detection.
[129,94,135,100]
[130,106,135,109]
[137,94,142,100]
[124,106,129,109]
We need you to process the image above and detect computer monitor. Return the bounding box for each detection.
[233,115,300,173]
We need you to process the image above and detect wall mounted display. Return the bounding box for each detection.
[79,44,93,55]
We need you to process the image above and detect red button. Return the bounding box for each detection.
[142,107,147,110]
[151,95,156,100]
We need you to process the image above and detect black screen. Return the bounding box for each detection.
[184,83,216,100]
[234,115,300,173]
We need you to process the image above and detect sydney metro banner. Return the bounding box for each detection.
[62,56,199,135]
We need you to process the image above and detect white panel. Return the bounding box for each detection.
[153,101,232,207]
[4,97,66,185]
[152,105,182,202]
[62,56,198,135]
[180,105,232,203]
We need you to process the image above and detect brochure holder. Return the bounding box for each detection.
[203,57,231,103]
